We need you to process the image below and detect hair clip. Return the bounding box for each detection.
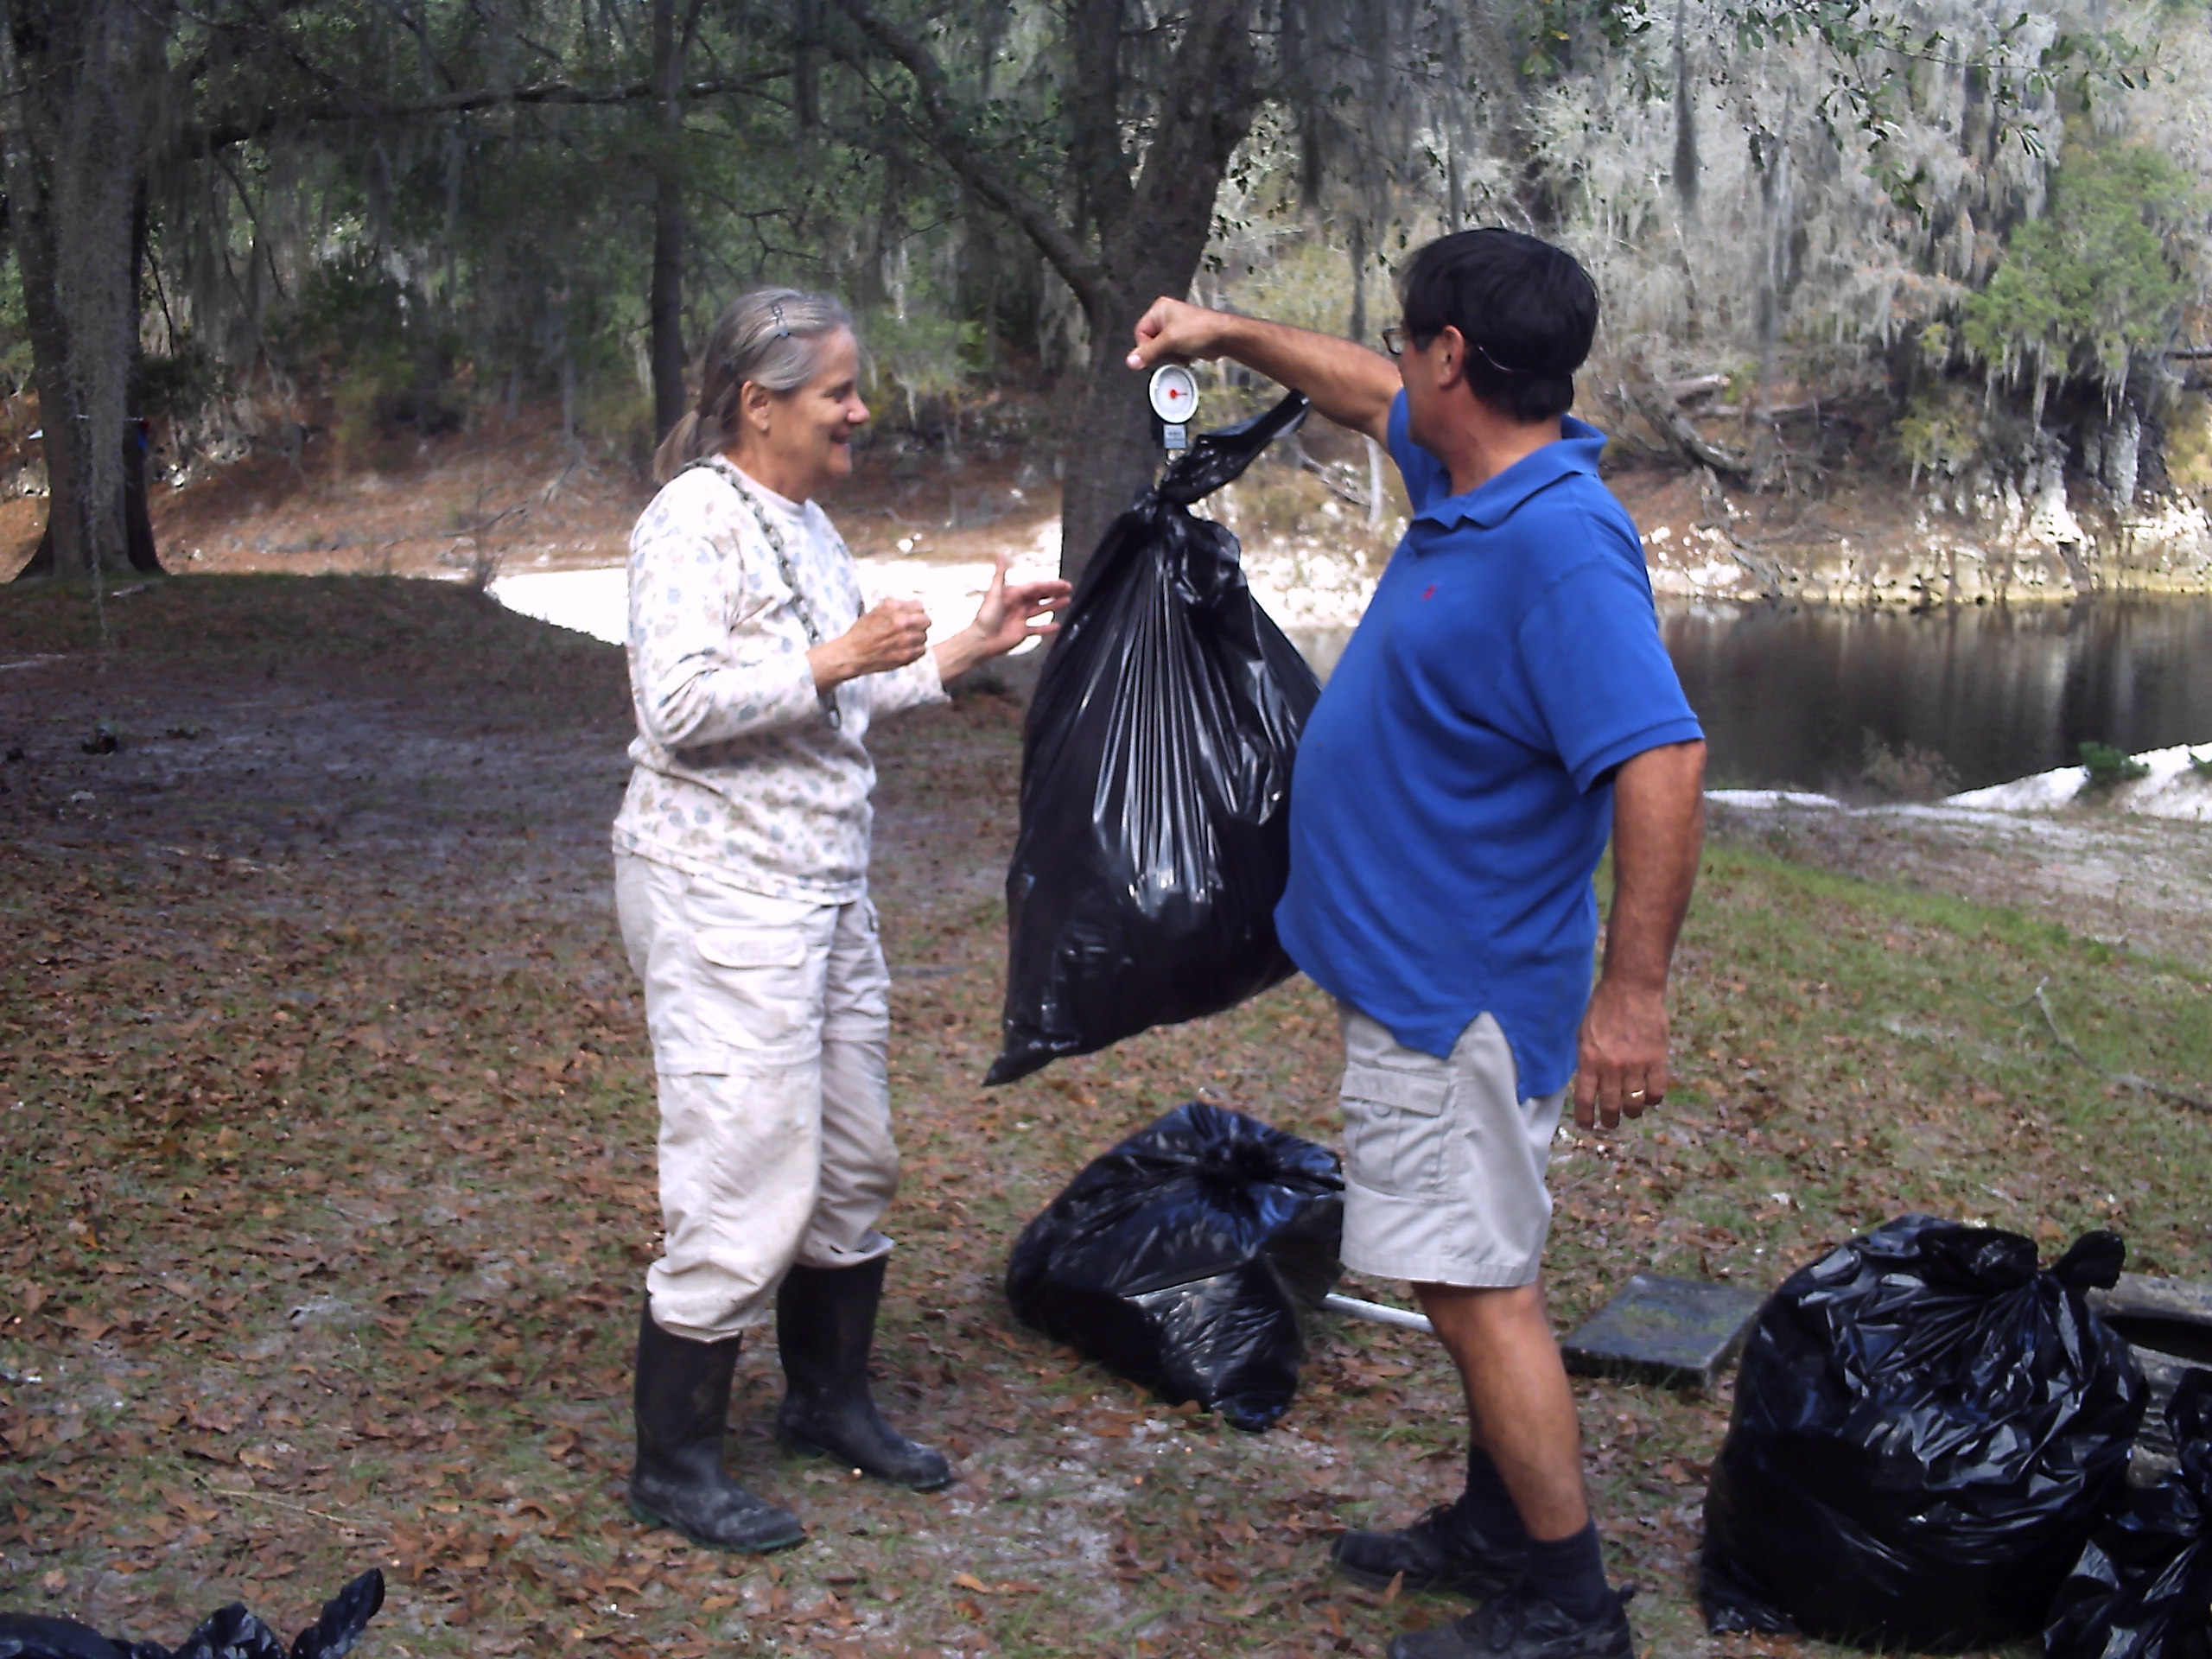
[769,302,791,340]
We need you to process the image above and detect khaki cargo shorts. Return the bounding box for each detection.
[1336,1003,1570,1289]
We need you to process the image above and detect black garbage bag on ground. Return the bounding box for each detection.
[1700,1215,2145,1651]
[2047,1370,2212,1659]
[984,392,1319,1086]
[1005,1102,1343,1430]
[0,1569,383,1659]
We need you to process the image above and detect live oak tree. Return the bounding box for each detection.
[0,0,169,582]
[3,0,768,582]
[0,0,2167,591]
[826,0,1268,575]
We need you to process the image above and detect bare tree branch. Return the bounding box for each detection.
[2023,979,2212,1115]
[828,0,1109,318]
[1624,377,1753,478]
[191,71,776,150]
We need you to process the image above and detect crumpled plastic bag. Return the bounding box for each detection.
[984,392,1319,1086]
[1005,1102,1343,1430]
[1700,1215,2145,1651]
[2047,1369,2212,1659]
[0,1569,383,1659]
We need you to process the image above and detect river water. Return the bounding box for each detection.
[494,568,2212,795]
[1299,596,2212,792]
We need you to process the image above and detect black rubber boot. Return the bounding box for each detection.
[628,1305,805,1552]
[775,1258,951,1491]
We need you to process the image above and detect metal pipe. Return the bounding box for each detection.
[1321,1291,1434,1334]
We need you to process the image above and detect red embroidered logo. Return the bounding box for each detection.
[1421,585,1437,601]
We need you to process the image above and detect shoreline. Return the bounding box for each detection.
[490,559,2212,817]
[1713,743,2212,826]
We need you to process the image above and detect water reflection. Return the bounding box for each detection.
[1292,597,2212,792]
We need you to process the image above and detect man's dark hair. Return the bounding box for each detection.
[1398,229,1598,423]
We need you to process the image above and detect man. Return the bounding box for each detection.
[1127,229,1706,1659]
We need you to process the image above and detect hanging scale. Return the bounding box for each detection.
[1147,364,1199,454]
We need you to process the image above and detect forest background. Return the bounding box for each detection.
[3,0,2212,596]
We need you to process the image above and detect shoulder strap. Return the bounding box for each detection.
[675,456,843,730]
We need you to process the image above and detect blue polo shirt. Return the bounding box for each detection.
[1275,394,1702,1098]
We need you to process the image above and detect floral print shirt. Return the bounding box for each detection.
[611,460,946,902]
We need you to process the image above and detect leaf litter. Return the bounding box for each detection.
[2,575,2210,1658]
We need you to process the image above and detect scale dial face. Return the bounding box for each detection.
[1147,364,1199,424]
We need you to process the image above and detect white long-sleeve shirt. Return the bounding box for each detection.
[610,461,946,903]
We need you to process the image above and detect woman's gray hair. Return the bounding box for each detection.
[653,287,855,483]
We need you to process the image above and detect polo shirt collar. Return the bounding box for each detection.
[1411,416,1607,533]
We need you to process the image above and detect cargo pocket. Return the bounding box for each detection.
[1339,1064,1452,1197]
[690,926,814,1057]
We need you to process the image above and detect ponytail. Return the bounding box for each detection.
[651,410,710,485]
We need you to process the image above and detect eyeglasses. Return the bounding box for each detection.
[1384,321,1539,376]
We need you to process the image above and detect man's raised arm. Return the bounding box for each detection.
[1126,297,1401,444]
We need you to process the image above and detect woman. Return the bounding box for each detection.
[615,287,1067,1551]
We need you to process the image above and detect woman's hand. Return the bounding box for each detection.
[810,598,931,691]
[934,552,1072,683]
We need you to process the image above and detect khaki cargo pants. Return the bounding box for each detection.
[615,852,899,1342]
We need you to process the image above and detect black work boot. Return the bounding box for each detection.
[1386,1581,1636,1659]
[1334,1499,1529,1599]
[774,1258,951,1491]
[629,1305,805,1552]
[1335,1447,1534,1600]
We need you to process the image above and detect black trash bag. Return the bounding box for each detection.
[1005,1102,1343,1430]
[0,1570,383,1659]
[2047,1370,2212,1659]
[1700,1216,2145,1651]
[984,392,1319,1086]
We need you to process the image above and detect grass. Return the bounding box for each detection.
[3,575,2211,1658]
[2078,741,2152,794]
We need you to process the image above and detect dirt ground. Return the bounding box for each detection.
[1707,800,2212,980]
[5,578,2212,1659]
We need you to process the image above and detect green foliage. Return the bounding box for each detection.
[2187,751,2212,783]
[2078,740,2152,793]
[283,252,461,454]
[1892,379,1986,483]
[137,341,224,422]
[860,308,985,421]
[2165,392,2212,495]
[1961,139,2198,392]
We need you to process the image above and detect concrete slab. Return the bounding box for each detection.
[1561,1274,1768,1389]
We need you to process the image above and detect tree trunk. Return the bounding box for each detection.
[1,9,87,582]
[19,423,158,578]
[1056,294,1176,580]
[1053,0,1261,578]
[648,0,690,445]
[1749,89,1795,491]
[0,0,164,583]
[124,176,162,573]
[829,0,1259,578]
[1347,219,1370,350]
